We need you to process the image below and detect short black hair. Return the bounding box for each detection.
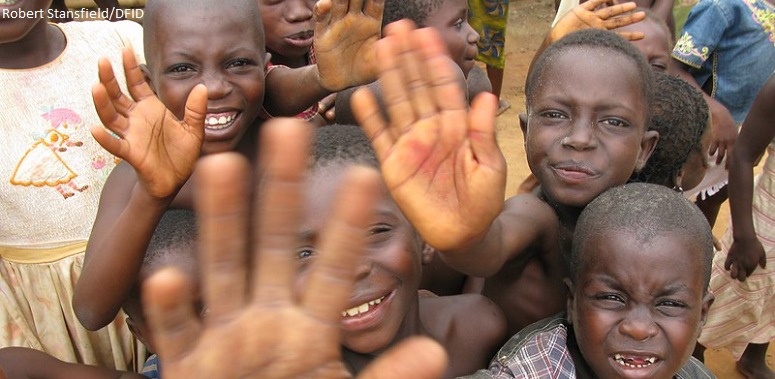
[631,72,709,187]
[526,29,654,125]
[382,0,445,28]
[571,183,713,292]
[313,124,379,169]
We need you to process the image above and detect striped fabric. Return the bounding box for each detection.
[699,142,775,359]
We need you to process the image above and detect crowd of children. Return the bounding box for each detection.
[1,0,774,378]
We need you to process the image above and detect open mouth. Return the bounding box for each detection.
[284,30,314,48]
[204,111,239,131]
[613,353,658,369]
[342,295,385,318]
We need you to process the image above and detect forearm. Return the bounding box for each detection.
[728,150,757,242]
[439,218,513,277]
[74,186,172,330]
[262,65,331,117]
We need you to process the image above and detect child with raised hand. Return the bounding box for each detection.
[73,0,382,331]
[671,0,775,227]
[613,8,675,73]
[0,0,143,369]
[696,74,775,379]
[353,23,658,335]
[632,72,710,192]
[141,119,448,379]
[465,183,715,379]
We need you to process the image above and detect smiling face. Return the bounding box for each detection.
[0,0,51,44]
[145,5,267,154]
[524,47,657,208]
[423,0,479,76]
[259,0,315,66]
[296,163,423,354]
[568,230,711,379]
[617,18,673,73]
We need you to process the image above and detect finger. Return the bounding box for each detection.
[330,0,348,22]
[716,145,727,165]
[596,1,637,19]
[353,87,395,163]
[92,82,130,138]
[581,0,616,10]
[313,0,333,35]
[253,118,311,304]
[358,337,448,379]
[708,140,719,157]
[420,28,464,112]
[90,123,127,159]
[468,93,505,170]
[183,84,208,138]
[301,167,381,321]
[347,0,365,16]
[603,11,645,29]
[196,153,252,323]
[363,0,384,22]
[400,25,441,122]
[120,47,156,102]
[143,267,202,362]
[379,21,420,137]
[614,31,645,41]
[97,57,134,115]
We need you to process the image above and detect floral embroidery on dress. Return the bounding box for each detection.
[674,32,711,61]
[744,0,775,43]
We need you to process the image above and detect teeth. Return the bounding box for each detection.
[613,354,657,368]
[341,296,385,318]
[204,113,236,129]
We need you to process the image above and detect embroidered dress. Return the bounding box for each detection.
[698,140,775,360]
[0,20,145,370]
[468,0,509,69]
[672,0,775,199]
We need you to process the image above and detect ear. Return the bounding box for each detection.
[264,52,272,69]
[421,243,436,265]
[673,170,684,192]
[699,292,714,329]
[140,64,156,94]
[564,277,575,324]
[634,130,659,172]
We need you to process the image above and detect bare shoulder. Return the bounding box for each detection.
[421,293,507,345]
[501,194,561,243]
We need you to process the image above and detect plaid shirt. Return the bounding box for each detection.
[460,314,715,379]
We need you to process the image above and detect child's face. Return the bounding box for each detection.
[567,230,712,379]
[423,0,480,76]
[259,0,315,61]
[146,7,268,154]
[617,19,673,73]
[524,48,657,208]
[0,0,51,43]
[296,163,423,354]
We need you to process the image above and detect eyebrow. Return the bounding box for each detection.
[594,276,693,295]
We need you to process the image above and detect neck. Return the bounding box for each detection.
[268,50,308,69]
[0,21,65,69]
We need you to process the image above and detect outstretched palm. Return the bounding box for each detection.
[353,21,507,251]
[91,47,206,200]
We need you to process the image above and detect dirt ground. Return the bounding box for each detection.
[496,0,774,376]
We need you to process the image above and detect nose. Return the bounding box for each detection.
[286,0,313,22]
[203,72,232,100]
[466,24,480,44]
[354,257,374,280]
[561,117,597,150]
[618,308,659,341]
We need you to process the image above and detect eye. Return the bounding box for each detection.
[601,118,630,128]
[650,61,668,72]
[297,247,315,259]
[657,299,688,316]
[369,224,392,235]
[453,18,465,30]
[166,63,195,74]
[540,110,567,119]
[227,58,257,70]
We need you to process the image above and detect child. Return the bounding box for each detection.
[353,24,658,335]
[303,124,506,377]
[139,119,449,379]
[697,74,775,379]
[672,0,775,226]
[632,71,710,192]
[463,183,715,379]
[0,0,143,369]
[0,209,196,379]
[614,8,675,73]
[73,0,382,331]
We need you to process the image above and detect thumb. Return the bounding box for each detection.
[183,84,207,132]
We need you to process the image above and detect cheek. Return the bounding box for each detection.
[157,82,192,119]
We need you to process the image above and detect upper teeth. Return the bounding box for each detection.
[204,114,236,129]
[342,296,384,317]
[614,354,657,368]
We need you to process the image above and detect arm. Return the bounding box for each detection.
[724,75,775,281]
[73,47,207,330]
[674,61,737,164]
[0,347,144,379]
[529,0,646,74]
[142,119,447,379]
[262,0,383,117]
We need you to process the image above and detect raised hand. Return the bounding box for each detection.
[725,237,767,282]
[313,0,383,91]
[143,119,447,379]
[91,47,207,200]
[708,98,737,165]
[553,0,646,42]
[352,21,507,252]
